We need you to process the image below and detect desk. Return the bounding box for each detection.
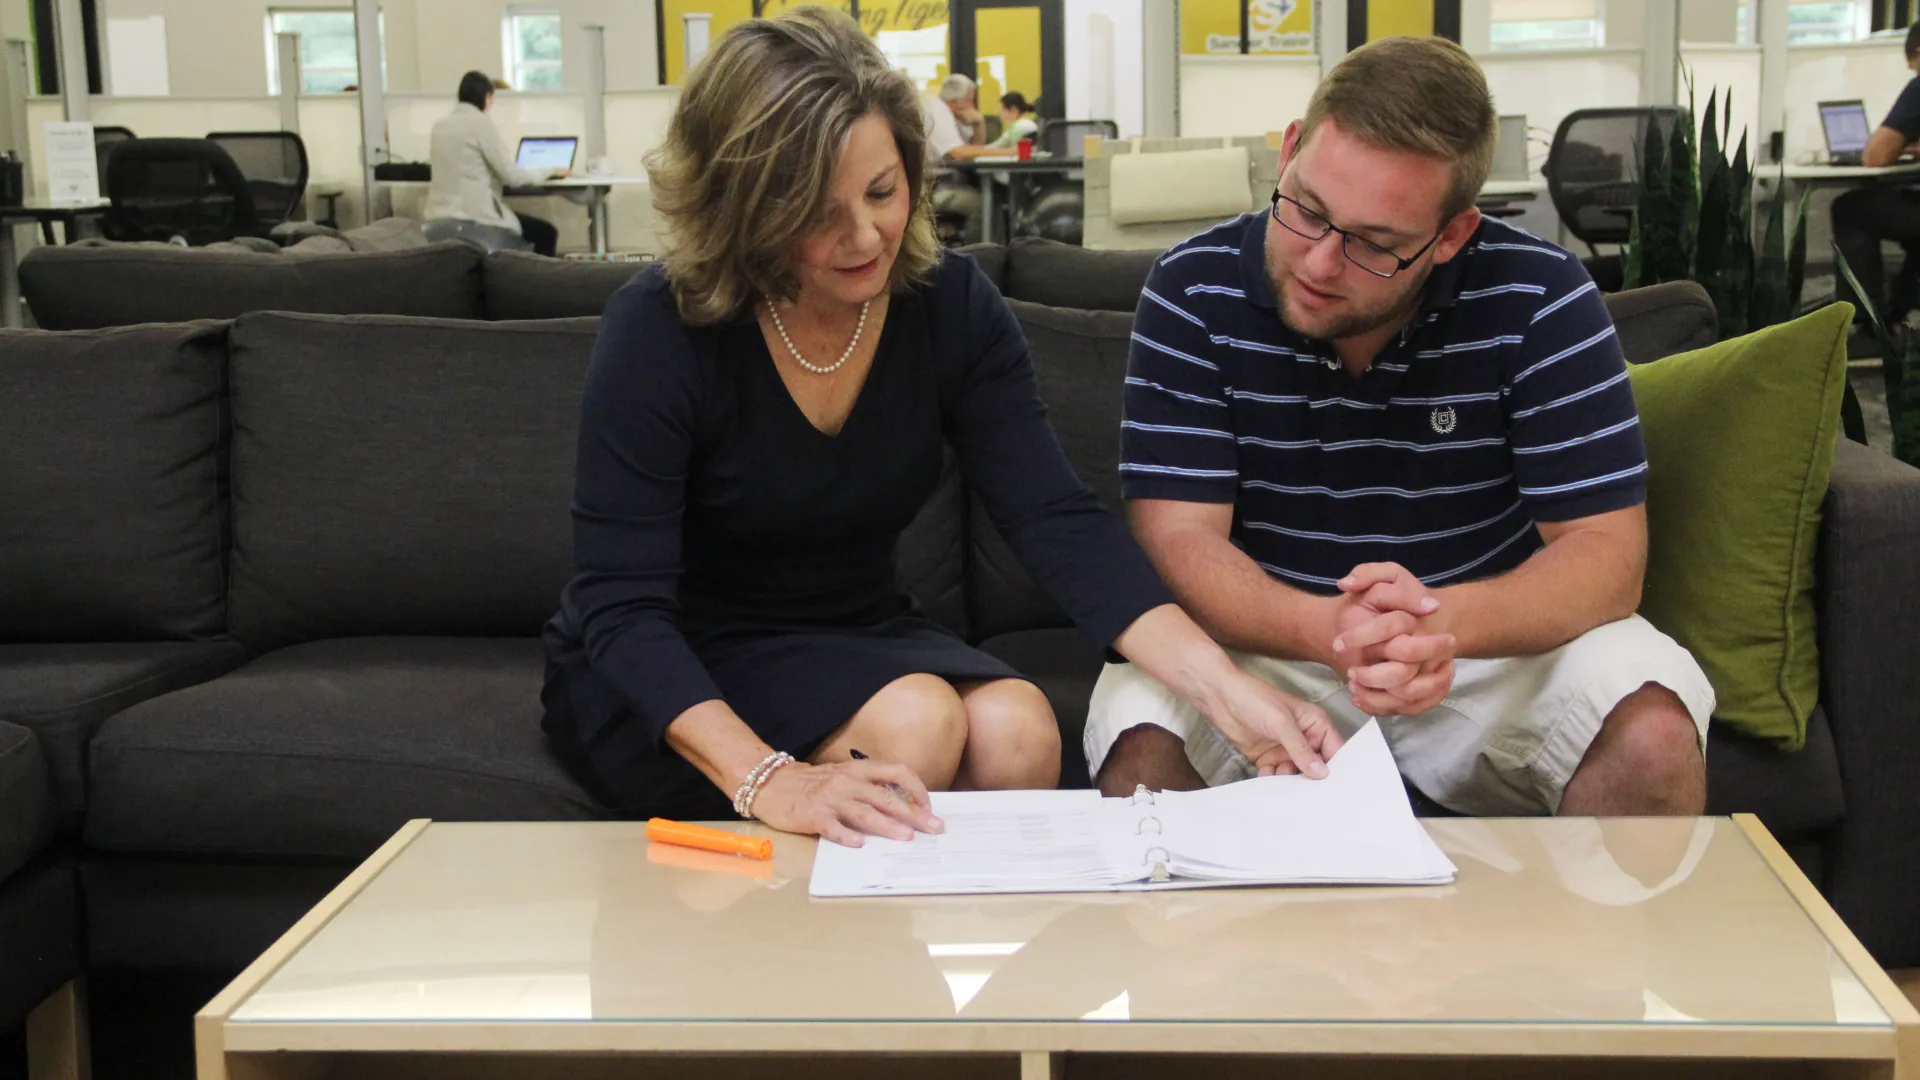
[1,201,111,328]
[379,175,648,255]
[198,816,1917,1080]
[1759,162,1920,210]
[1479,178,1548,199]
[306,183,345,228]
[953,156,1084,244]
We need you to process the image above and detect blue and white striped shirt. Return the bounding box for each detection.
[1122,212,1646,594]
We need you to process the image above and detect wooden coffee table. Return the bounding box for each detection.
[197,815,1917,1079]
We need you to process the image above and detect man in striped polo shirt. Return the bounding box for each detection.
[1084,37,1715,816]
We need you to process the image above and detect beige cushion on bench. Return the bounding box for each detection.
[1109,145,1254,226]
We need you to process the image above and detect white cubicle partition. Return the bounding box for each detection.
[1176,55,1319,139]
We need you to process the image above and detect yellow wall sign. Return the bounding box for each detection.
[1181,0,1311,55]
[760,0,951,37]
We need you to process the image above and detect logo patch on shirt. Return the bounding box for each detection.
[1431,406,1458,435]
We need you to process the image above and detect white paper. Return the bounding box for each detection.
[809,721,1453,897]
[44,122,99,205]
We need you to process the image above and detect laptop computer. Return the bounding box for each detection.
[1819,100,1872,166]
[515,136,579,171]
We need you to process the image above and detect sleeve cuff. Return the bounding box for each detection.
[1527,479,1647,523]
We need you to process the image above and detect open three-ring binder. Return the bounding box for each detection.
[810,720,1456,897]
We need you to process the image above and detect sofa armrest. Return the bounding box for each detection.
[1816,437,1920,967]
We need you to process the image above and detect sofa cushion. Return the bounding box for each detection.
[0,722,54,883]
[226,313,596,652]
[82,859,348,973]
[483,251,646,320]
[1604,280,1718,365]
[956,243,1008,293]
[1629,304,1851,748]
[1004,237,1160,312]
[0,321,228,642]
[19,242,487,329]
[0,641,248,826]
[1704,708,1845,841]
[970,302,1132,640]
[86,637,600,860]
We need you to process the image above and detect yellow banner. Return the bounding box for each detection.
[1182,0,1312,55]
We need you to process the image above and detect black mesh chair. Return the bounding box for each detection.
[206,131,310,228]
[93,126,136,181]
[1545,107,1684,248]
[1036,118,1118,159]
[102,138,263,246]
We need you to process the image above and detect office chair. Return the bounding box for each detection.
[1036,119,1118,159]
[1545,107,1683,291]
[1545,107,1684,247]
[102,138,264,246]
[93,126,136,180]
[206,131,310,229]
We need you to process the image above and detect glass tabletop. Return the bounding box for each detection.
[230,817,1888,1029]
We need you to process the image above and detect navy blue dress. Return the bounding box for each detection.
[541,250,1172,818]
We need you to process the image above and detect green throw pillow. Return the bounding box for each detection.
[1627,302,1851,750]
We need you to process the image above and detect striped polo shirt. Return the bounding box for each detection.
[1121,212,1646,594]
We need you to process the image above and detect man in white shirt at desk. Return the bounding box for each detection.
[426,71,571,256]
[1832,22,1920,324]
[925,74,986,240]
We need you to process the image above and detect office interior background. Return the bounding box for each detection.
[0,0,1911,259]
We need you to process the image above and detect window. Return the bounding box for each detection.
[1488,0,1602,51]
[1783,0,1869,45]
[505,7,563,91]
[1733,0,1874,46]
[266,9,383,94]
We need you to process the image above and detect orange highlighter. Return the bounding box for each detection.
[646,818,774,861]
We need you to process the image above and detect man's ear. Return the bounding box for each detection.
[1277,120,1304,181]
[1433,206,1482,264]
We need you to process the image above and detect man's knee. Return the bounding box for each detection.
[1095,723,1202,796]
[1579,683,1705,810]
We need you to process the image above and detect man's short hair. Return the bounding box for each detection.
[938,74,976,103]
[1906,19,1920,59]
[1300,36,1497,219]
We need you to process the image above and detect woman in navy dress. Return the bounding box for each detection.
[541,6,1343,845]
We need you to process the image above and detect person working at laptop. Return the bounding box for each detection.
[426,71,571,256]
[1083,36,1715,817]
[1832,21,1920,324]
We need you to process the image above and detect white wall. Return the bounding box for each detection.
[1476,47,1641,153]
[1680,43,1761,159]
[1175,54,1317,139]
[95,0,659,97]
[1784,37,1909,161]
[1064,0,1141,137]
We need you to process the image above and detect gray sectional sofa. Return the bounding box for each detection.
[2,238,1915,1078]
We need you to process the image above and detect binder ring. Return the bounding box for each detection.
[1142,846,1170,866]
[1128,784,1157,806]
[1136,815,1163,835]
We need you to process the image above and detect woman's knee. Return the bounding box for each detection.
[853,673,969,759]
[961,680,1061,781]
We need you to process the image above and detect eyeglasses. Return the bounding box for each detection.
[1269,191,1441,280]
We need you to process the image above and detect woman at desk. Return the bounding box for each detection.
[541,7,1343,845]
[425,71,569,256]
[946,92,1040,162]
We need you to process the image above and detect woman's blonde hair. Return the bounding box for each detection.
[646,6,939,325]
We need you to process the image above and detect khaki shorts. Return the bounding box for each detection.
[1083,614,1715,816]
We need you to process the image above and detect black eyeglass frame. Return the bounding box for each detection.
[1268,189,1444,280]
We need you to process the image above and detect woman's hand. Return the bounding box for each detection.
[749,760,945,847]
[1204,670,1345,778]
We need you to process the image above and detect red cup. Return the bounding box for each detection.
[1017,138,1033,161]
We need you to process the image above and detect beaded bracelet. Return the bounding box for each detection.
[732,750,795,820]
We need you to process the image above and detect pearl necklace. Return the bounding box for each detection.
[766,298,869,375]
